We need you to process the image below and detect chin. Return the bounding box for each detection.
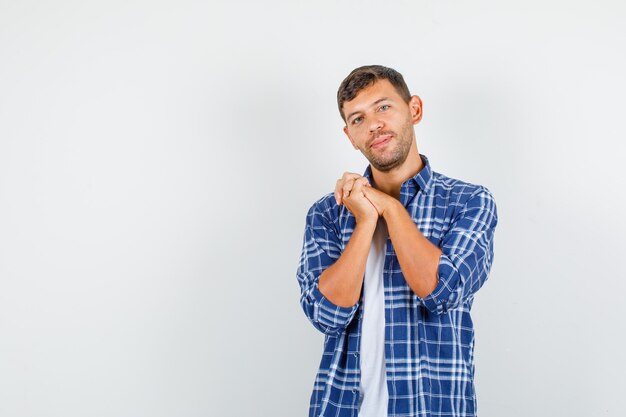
[372,160,402,172]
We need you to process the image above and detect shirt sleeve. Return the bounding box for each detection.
[420,186,498,315]
[296,200,360,335]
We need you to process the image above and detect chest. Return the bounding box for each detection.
[338,192,454,251]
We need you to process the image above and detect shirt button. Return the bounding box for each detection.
[353,352,359,357]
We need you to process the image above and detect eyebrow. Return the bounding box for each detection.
[346,97,390,122]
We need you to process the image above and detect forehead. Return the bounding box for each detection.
[342,79,403,112]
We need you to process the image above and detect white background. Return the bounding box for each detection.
[1,1,625,416]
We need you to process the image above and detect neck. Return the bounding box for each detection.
[371,144,423,199]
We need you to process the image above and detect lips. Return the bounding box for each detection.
[370,134,393,149]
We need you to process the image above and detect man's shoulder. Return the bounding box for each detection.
[302,192,349,239]
[305,192,342,221]
[430,170,496,207]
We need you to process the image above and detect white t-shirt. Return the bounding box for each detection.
[358,218,389,417]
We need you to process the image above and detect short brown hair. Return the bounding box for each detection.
[337,65,411,122]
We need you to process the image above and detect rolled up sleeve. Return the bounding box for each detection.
[296,201,359,334]
[421,187,498,314]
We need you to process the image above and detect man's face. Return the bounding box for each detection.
[342,79,422,172]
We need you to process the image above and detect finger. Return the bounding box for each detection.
[342,178,356,198]
[341,172,361,182]
[354,178,371,196]
[336,173,360,201]
[352,178,367,197]
[336,173,367,204]
[335,179,343,205]
[351,181,361,198]
[354,177,370,188]
[361,185,379,202]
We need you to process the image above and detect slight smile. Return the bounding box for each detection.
[370,134,393,149]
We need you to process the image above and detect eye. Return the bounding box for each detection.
[352,116,363,125]
[379,104,390,111]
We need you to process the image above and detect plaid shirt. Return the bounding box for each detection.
[296,154,498,417]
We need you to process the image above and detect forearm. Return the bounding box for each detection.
[318,218,377,307]
[383,200,441,298]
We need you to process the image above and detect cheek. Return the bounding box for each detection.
[347,127,366,143]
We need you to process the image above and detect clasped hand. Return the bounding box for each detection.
[334,172,394,222]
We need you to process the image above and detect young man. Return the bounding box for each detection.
[296,65,498,417]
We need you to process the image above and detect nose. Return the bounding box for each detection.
[368,117,383,132]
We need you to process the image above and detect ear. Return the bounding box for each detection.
[343,126,359,150]
[409,95,423,125]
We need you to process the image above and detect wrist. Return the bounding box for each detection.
[355,214,378,230]
[381,198,403,220]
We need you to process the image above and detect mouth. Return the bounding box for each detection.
[370,134,393,149]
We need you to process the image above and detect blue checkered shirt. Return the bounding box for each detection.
[296,154,498,417]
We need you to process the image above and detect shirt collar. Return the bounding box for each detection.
[362,153,433,196]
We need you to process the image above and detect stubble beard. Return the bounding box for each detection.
[363,125,414,173]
